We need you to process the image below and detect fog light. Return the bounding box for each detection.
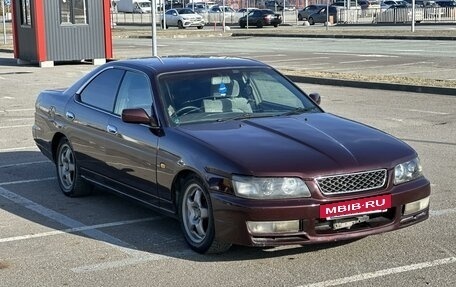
[246,220,299,234]
[403,196,430,216]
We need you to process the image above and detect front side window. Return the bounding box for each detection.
[20,0,31,26]
[114,71,153,116]
[60,0,88,25]
[79,69,124,112]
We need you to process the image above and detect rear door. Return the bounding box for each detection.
[65,68,124,179]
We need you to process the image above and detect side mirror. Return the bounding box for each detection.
[309,93,321,105]
[122,108,159,128]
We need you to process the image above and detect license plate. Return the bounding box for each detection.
[320,194,392,219]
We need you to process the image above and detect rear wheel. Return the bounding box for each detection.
[273,23,278,27]
[308,17,315,25]
[256,20,263,28]
[240,22,246,28]
[179,176,231,254]
[298,14,303,21]
[56,138,92,197]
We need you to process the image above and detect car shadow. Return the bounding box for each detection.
[0,150,363,263]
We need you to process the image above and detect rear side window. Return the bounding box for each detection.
[80,69,124,112]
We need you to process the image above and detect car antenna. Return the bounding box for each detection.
[154,56,164,64]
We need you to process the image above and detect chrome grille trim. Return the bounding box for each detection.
[316,169,387,195]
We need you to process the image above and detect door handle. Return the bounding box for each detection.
[66,111,75,121]
[107,125,118,135]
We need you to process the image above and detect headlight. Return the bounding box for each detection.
[394,157,423,185]
[233,176,311,199]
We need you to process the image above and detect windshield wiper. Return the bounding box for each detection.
[279,107,318,116]
[216,113,269,122]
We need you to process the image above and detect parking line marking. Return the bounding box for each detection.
[2,108,34,112]
[0,160,51,169]
[0,185,186,270]
[299,257,456,287]
[339,60,377,64]
[266,57,330,64]
[0,216,164,243]
[0,146,38,152]
[402,109,450,115]
[0,124,31,129]
[430,208,456,217]
[0,177,56,186]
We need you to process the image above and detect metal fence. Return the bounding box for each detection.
[111,11,300,25]
[111,7,456,26]
[338,7,456,24]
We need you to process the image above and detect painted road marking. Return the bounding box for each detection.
[0,124,31,129]
[0,146,38,152]
[0,160,50,169]
[339,60,378,64]
[299,257,456,287]
[0,177,56,186]
[0,216,164,243]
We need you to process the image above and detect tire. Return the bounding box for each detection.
[161,20,168,29]
[197,25,203,29]
[256,20,263,28]
[56,138,92,197]
[178,20,184,29]
[240,22,246,28]
[178,176,231,254]
[273,23,278,27]
[298,14,303,21]
[308,17,315,25]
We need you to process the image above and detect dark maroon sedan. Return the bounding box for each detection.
[33,57,430,254]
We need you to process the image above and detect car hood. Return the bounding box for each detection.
[178,113,415,177]
[181,14,202,19]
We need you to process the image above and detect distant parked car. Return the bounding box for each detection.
[239,9,282,28]
[186,3,209,14]
[307,6,341,25]
[297,4,327,21]
[435,0,456,6]
[237,7,259,14]
[163,8,205,29]
[208,5,236,13]
[376,6,424,22]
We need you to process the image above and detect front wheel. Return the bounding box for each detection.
[178,20,185,29]
[197,25,204,29]
[56,138,92,197]
[179,176,231,254]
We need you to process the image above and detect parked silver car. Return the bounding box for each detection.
[298,4,327,21]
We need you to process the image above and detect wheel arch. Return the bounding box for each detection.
[51,132,67,163]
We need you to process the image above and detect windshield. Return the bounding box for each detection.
[158,68,321,126]
[179,8,195,14]
[138,2,151,7]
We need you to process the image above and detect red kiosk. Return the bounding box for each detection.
[11,0,113,67]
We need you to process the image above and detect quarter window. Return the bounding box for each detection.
[80,69,124,112]
[60,0,88,25]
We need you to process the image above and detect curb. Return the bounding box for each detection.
[286,75,456,96]
[231,33,456,41]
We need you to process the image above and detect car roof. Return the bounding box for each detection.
[107,57,269,75]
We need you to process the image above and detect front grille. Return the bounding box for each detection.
[316,169,387,195]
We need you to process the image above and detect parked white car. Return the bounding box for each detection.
[163,8,205,29]
[376,6,424,22]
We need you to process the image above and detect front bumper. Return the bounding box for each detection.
[182,19,205,27]
[211,177,430,247]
